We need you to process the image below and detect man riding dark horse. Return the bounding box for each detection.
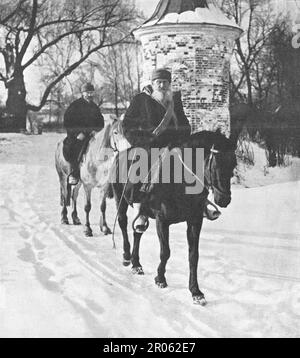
[122,68,220,232]
[63,82,105,185]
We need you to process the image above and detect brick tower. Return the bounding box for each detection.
[134,0,242,136]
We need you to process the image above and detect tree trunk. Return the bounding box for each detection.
[5,69,27,131]
[245,67,253,107]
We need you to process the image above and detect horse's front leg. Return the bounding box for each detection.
[99,195,112,235]
[131,231,144,275]
[83,185,93,237]
[186,219,206,306]
[155,217,170,288]
[113,184,131,266]
[71,184,81,225]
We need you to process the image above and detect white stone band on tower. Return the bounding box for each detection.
[134,0,242,137]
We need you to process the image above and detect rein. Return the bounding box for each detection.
[110,122,121,152]
[208,144,217,192]
[173,148,206,190]
[175,145,220,194]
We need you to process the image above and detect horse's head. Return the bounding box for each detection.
[187,131,237,208]
[204,132,237,208]
[109,119,131,152]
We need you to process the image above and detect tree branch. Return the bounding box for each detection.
[0,0,26,25]
[18,0,38,62]
[27,31,131,111]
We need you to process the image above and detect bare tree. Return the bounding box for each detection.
[221,0,278,106]
[89,40,142,117]
[0,0,138,130]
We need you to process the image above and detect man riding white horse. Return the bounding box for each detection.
[122,68,220,232]
[63,82,105,185]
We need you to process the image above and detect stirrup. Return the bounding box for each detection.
[132,215,149,233]
[203,204,221,221]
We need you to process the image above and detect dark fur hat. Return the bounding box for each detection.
[151,68,171,83]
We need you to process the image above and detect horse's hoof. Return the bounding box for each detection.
[101,226,112,235]
[61,218,69,225]
[84,227,93,237]
[73,218,81,226]
[193,295,207,306]
[155,277,168,288]
[132,266,144,275]
[123,259,131,267]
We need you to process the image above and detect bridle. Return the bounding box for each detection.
[207,144,231,199]
[208,144,219,188]
[110,121,121,152]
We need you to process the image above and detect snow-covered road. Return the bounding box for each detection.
[0,133,300,337]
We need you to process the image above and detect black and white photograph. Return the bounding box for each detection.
[0,0,300,339]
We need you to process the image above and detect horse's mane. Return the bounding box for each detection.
[189,130,236,153]
[101,121,115,149]
[91,118,119,151]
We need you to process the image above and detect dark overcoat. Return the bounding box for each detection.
[63,98,104,137]
[122,91,191,148]
[63,98,104,163]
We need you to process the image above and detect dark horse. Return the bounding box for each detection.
[112,130,237,305]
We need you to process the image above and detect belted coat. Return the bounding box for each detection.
[122,91,191,148]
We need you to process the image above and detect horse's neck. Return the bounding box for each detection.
[82,132,105,165]
[183,134,213,157]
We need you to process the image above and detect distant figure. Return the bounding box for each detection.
[63,82,104,185]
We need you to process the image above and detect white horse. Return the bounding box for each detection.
[55,118,124,237]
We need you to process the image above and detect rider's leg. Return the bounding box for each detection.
[68,134,90,185]
[63,135,80,185]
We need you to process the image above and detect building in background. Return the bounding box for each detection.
[134,0,242,136]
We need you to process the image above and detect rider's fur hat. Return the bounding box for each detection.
[82,82,95,92]
[151,68,172,83]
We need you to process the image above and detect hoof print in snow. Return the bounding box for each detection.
[132,267,144,275]
[193,295,207,306]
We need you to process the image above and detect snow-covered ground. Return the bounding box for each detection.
[0,133,300,338]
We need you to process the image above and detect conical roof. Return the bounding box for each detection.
[141,0,241,30]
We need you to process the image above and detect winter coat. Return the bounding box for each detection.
[122,91,191,148]
[63,98,104,137]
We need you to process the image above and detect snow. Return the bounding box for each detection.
[142,3,240,29]
[236,142,300,188]
[0,132,300,338]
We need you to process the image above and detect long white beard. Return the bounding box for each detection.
[152,89,173,107]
